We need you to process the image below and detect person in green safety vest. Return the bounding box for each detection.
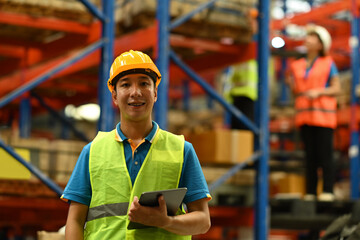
[62,50,211,239]
[224,59,258,129]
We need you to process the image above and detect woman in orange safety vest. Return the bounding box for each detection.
[288,25,341,201]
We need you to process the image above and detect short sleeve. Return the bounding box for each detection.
[326,62,339,87]
[179,141,211,204]
[61,142,92,206]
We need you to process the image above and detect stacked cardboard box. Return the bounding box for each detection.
[8,137,86,183]
[202,167,255,186]
[188,129,254,164]
[269,172,305,198]
[51,140,86,183]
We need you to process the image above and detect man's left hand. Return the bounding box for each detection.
[128,195,171,228]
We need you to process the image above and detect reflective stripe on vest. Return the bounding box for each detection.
[86,202,129,222]
[291,56,337,129]
[84,129,191,240]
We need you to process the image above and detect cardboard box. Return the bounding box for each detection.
[202,167,255,186]
[231,130,253,163]
[189,129,254,164]
[37,231,64,240]
[189,129,232,164]
[270,172,305,196]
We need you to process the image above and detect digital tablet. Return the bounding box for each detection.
[127,187,187,230]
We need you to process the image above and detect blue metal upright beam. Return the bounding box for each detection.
[78,0,106,22]
[97,0,115,131]
[255,0,270,239]
[155,0,171,129]
[183,80,190,111]
[19,96,31,138]
[278,0,288,106]
[350,0,360,199]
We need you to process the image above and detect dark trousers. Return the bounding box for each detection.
[300,125,335,195]
[231,96,254,130]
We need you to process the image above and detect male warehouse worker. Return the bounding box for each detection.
[61,50,211,239]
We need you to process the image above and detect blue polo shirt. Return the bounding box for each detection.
[61,121,211,206]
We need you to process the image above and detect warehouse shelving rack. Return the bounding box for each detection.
[155,1,270,239]
[0,0,270,239]
[2,0,360,238]
[0,0,116,195]
[0,0,117,237]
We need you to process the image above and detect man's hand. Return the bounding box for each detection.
[128,195,171,228]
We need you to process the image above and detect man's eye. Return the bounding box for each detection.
[120,83,129,87]
[141,82,150,86]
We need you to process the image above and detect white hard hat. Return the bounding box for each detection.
[306,24,332,53]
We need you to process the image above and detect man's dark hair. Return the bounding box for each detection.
[110,68,158,91]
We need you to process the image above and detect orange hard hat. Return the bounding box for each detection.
[107,50,161,92]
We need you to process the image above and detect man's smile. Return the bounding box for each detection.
[128,102,145,107]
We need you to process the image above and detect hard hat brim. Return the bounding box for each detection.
[107,62,161,92]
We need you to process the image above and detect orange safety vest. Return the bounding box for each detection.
[291,56,337,129]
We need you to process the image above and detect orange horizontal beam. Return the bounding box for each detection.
[0,25,156,97]
[0,54,75,96]
[272,0,354,29]
[114,24,158,57]
[170,34,245,54]
[0,44,25,59]
[317,18,348,29]
[0,10,92,34]
[0,22,256,102]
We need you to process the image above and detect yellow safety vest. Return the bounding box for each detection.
[84,129,191,240]
[226,59,258,101]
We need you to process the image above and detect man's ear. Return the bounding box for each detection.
[111,90,118,106]
[154,86,158,102]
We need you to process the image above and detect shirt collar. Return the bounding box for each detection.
[115,121,159,143]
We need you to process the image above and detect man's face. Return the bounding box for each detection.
[112,73,157,123]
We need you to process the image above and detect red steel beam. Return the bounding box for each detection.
[272,0,354,29]
[0,25,157,97]
[0,10,92,34]
[0,22,100,74]
[0,23,256,101]
[114,24,158,56]
[317,18,349,29]
[0,55,71,96]
[0,45,25,59]
[170,34,246,54]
